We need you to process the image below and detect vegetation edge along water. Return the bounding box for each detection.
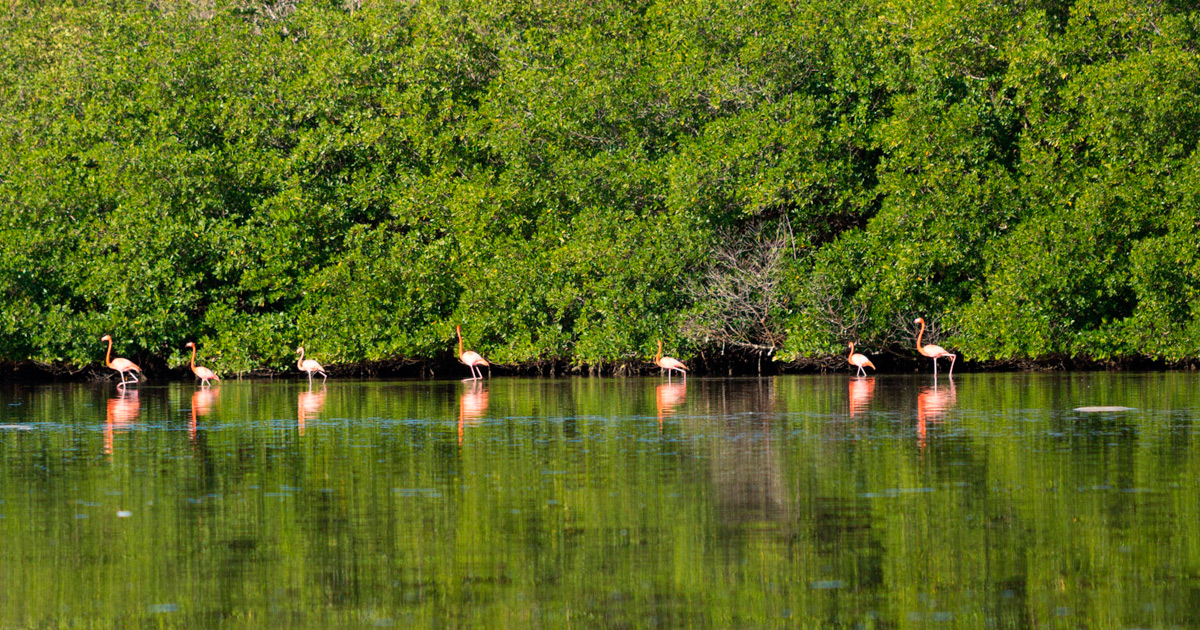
[4,0,1200,379]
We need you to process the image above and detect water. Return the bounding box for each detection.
[0,373,1197,628]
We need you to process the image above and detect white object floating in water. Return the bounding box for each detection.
[117,510,133,518]
[0,424,32,430]
[1073,406,1136,413]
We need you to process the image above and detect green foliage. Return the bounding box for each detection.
[2,0,1200,373]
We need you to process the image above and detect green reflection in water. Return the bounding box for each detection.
[0,373,1197,628]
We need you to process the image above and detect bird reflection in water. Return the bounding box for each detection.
[458,382,489,444]
[848,377,875,418]
[917,377,957,448]
[655,382,686,431]
[190,386,220,445]
[105,389,141,456]
[298,386,326,437]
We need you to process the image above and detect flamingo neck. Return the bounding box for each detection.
[105,338,113,368]
[848,343,855,359]
[190,345,197,370]
[916,321,926,350]
[297,349,304,370]
[656,340,662,361]
[457,327,464,356]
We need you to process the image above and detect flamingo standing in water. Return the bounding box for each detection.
[913,318,957,376]
[295,347,327,384]
[456,326,489,381]
[848,342,875,377]
[184,342,220,387]
[654,340,687,381]
[100,335,142,387]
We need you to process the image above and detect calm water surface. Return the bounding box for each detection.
[1,373,1199,628]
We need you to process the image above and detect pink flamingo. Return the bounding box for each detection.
[913,318,956,376]
[295,346,327,384]
[100,335,142,387]
[456,326,489,381]
[184,342,220,387]
[848,342,875,377]
[654,340,687,381]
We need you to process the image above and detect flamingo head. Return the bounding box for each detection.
[100,334,112,342]
[849,342,856,351]
[185,342,195,349]
[913,318,924,325]
[296,346,304,354]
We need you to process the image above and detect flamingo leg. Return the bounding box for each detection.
[321,370,328,383]
[932,357,938,377]
[128,371,139,384]
[948,354,956,377]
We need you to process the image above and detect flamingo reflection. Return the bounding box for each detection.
[190,386,220,444]
[298,386,327,437]
[458,382,489,444]
[917,377,957,448]
[655,381,686,431]
[105,390,141,456]
[848,377,875,418]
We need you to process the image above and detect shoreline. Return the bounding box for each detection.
[2,354,1195,384]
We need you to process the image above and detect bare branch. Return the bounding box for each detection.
[682,221,792,353]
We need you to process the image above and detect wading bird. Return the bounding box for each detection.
[456,326,489,381]
[848,342,875,377]
[913,318,956,376]
[184,342,220,387]
[654,340,687,381]
[100,335,142,388]
[296,347,327,384]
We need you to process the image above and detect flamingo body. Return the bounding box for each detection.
[848,342,875,377]
[193,366,219,382]
[100,335,142,387]
[456,326,489,381]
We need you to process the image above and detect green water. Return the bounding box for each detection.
[1,373,1198,628]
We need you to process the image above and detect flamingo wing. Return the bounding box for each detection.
[301,359,324,372]
[194,366,218,380]
[110,358,141,372]
[659,357,687,371]
[922,344,952,358]
[850,354,874,369]
[461,351,488,367]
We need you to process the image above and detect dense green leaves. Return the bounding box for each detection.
[2,0,1199,373]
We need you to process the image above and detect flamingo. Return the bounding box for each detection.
[913,318,957,376]
[295,346,327,384]
[456,326,489,381]
[100,335,142,387]
[654,340,687,381]
[184,342,220,387]
[848,342,875,377]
